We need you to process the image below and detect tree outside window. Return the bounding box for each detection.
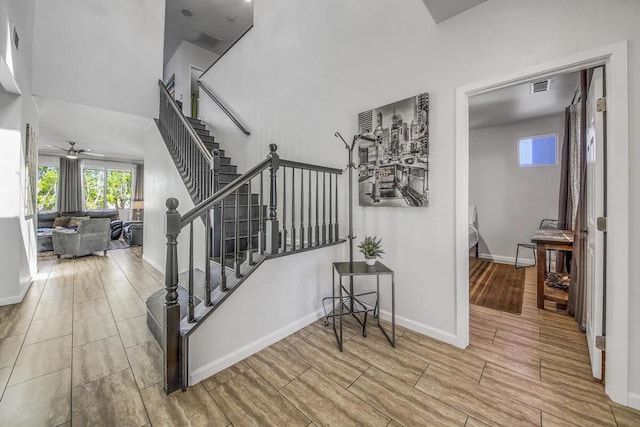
[83,167,132,210]
[83,168,105,210]
[106,170,132,209]
[37,166,59,211]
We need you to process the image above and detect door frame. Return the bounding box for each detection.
[454,41,629,405]
[189,65,205,118]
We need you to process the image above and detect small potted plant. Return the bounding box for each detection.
[358,236,384,266]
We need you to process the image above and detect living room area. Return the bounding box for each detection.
[36,154,145,258]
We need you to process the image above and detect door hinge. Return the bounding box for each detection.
[596,335,606,350]
[597,217,607,232]
[596,97,607,112]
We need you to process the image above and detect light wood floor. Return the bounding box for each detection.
[0,249,638,426]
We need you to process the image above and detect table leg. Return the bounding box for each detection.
[376,273,396,348]
[332,268,337,347]
[376,274,380,328]
[339,276,343,351]
[392,272,395,347]
[537,243,547,309]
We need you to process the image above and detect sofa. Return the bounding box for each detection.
[123,221,143,246]
[53,218,111,258]
[37,210,123,252]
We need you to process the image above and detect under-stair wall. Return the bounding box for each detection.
[188,238,344,385]
[142,124,207,273]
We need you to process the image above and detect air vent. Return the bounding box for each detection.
[193,32,222,52]
[531,79,550,93]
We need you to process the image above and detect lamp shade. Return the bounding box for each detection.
[132,201,144,210]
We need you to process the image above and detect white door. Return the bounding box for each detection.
[585,67,605,380]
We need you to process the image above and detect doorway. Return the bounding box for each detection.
[189,66,204,119]
[455,41,630,405]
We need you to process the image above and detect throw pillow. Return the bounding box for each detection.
[53,216,72,227]
[68,216,90,228]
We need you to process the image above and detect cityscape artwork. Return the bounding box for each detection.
[357,93,429,207]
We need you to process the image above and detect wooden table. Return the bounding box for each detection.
[531,229,574,309]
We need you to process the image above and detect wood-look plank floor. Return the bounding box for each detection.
[0,249,639,426]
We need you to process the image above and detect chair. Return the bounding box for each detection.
[515,219,558,269]
[53,218,111,258]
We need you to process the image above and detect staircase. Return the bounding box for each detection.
[148,80,345,394]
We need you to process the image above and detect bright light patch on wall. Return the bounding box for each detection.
[518,134,557,167]
[5,19,14,75]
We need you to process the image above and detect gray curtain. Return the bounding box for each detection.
[557,107,573,231]
[567,71,588,330]
[557,103,581,273]
[133,163,144,201]
[569,164,588,330]
[57,157,83,212]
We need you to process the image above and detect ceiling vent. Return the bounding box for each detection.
[531,79,551,94]
[193,32,222,52]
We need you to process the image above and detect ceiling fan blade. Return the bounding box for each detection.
[46,144,68,151]
[82,152,105,157]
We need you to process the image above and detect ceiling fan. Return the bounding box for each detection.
[46,141,105,159]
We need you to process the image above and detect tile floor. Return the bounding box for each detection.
[0,248,639,426]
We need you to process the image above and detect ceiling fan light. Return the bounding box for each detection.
[66,152,78,159]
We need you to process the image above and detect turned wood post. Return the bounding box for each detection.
[164,198,182,394]
[265,144,280,254]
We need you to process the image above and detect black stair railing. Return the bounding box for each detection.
[197,80,250,136]
[162,145,343,393]
[158,80,214,203]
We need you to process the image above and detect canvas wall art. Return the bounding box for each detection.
[357,93,429,207]
[24,123,37,218]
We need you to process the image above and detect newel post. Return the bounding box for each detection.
[265,144,280,254]
[164,198,182,394]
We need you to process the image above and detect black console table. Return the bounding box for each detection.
[326,261,395,351]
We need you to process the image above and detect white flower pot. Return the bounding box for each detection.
[365,257,376,266]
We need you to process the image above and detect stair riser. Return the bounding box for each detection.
[221,193,259,205]
[215,219,261,239]
[213,236,261,258]
[214,205,266,221]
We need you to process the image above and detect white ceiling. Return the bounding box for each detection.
[422,0,487,23]
[469,71,580,130]
[35,97,152,162]
[164,0,253,64]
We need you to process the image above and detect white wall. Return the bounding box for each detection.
[142,124,206,274]
[31,0,165,118]
[0,0,38,304]
[196,0,640,404]
[189,243,345,384]
[163,41,219,117]
[469,114,563,262]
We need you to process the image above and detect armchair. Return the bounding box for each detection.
[53,218,111,258]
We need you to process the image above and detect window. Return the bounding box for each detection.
[106,170,132,209]
[37,165,59,211]
[83,166,132,210]
[518,134,557,167]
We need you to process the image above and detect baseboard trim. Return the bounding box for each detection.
[0,278,33,306]
[478,253,522,265]
[189,308,325,385]
[142,254,163,274]
[378,310,458,347]
[628,392,640,410]
[477,253,558,270]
